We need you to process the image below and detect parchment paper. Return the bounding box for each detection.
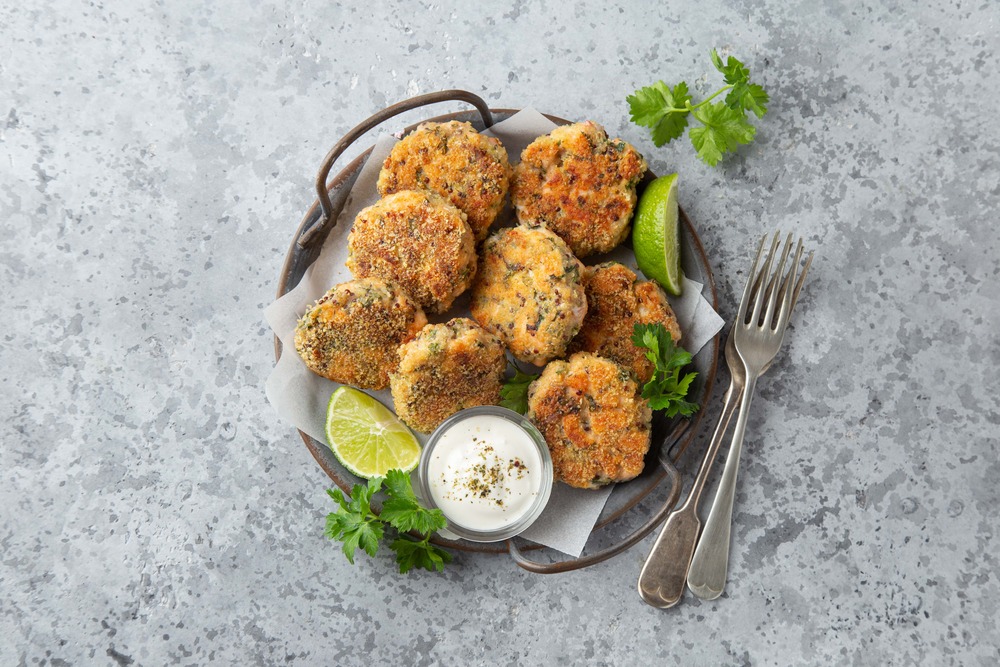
[264,108,724,557]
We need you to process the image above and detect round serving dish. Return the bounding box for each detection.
[274,90,720,572]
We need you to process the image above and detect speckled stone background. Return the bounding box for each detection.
[2,0,998,664]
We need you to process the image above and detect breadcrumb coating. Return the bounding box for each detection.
[378,121,512,242]
[511,120,647,257]
[294,278,427,390]
[568,262,682,383]
[527,352,652,489]
[391,318,508,433]
[347,190,477,314]
[470,226,587,366]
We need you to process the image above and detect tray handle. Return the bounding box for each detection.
[298,89,494,249]
[506,458,684,574]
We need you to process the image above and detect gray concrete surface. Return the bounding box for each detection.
[2,0,998,664]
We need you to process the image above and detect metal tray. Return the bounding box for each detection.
[274,90,719,573]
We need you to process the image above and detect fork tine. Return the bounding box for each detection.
[749,233,780,327]
[776,239,805,330]
[773,243,812,314]
[756,239,787,319]
[738,235,767,324]
[763,233,793,328]
[791,249,814,310]
[749,254,769,313]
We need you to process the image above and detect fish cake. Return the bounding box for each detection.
[390,318,508,433]
[294,278,427,390]
[347,190,477,314]
[511,120,648,257]
[378,121,512,242]
[569,262,682,383]
[527,352,652,489]
[470,226,587,366]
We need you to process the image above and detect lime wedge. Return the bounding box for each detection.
[324,387,421,479]
[632,173,683,296]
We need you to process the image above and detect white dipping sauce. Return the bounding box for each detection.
[427,414,543,531]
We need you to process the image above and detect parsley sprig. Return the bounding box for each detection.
[325,469,452,574]
[627,49,769,166]
[499,367,539,415]
[631,323,700,417]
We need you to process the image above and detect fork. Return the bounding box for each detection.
[637,234,810,608]
[686,232,811,600]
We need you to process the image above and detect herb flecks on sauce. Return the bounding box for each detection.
[440,437,529,510]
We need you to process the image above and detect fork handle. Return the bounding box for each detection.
[637,381,741,608]
[687,373,759,599]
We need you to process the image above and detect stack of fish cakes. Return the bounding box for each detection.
[295,118,685,491]
[297,121,512,433]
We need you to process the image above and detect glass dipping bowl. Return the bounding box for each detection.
[416,406,553,542]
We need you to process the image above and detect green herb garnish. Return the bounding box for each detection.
[325,469,452,573]
[631,323,700,417]
[325,478,384,564]
[627,49,769,166]
[499,367,540,415]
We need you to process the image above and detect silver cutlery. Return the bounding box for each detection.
[686,232,812,600]
[637,233,810,608]
[637,333,744,608]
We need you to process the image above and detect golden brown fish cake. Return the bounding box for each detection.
[347,190,477,314]
[470,226,587,366]
[568,262,682,383]
[511,120,648,257]
[526,352,652,489]
[378,121,513,242]
[294,278,427,390]
[390,318,508,433]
